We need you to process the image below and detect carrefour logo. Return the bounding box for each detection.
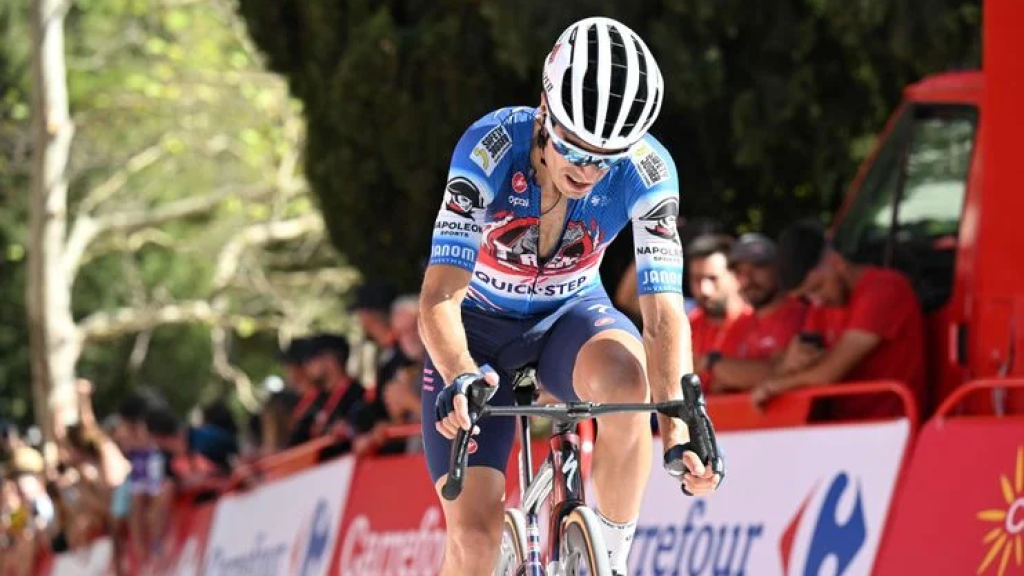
[780,472,867,576]
[631,500,765,574]
[976,446,1024,576]
[289,499,334,576]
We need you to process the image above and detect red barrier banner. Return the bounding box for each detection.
[328,439,553,575]
[874,418,1024,576]
[141,502,215,575]
[330,454,445,576]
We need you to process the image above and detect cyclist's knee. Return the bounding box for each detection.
[575,331,648,404]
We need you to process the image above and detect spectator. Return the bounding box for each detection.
[613,217,724,325]
[707,233,807,392]
[115,389,169,564]
[391,294,425,363]
[306,333,370,439]
[353,365,423,456]
[146,404,238,483]
[754,220,926,420]
[349,281,412,393]
[0,473,35,576]
[257,388,300,457]
[685,234,753,388]
[278,336,326,447]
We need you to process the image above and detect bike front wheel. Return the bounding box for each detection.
[558,507,612,576]
[494,508,528,575]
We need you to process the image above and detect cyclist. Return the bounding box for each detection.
[420,17,724,575]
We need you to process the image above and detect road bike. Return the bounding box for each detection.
[443,367,724,576]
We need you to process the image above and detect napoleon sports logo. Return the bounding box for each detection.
[780,472,867,576]
[976,446,1024,576]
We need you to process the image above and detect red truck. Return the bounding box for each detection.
[829,68,1024,417]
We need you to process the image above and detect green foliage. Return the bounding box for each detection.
[0,0,336,425]
[237,0,980,290]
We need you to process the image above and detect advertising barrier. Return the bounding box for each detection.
[630,420,911,576]
[873,417,1024,576]
[201,458,355,576]
[39,417,914,575]
[330,454,445,576]
[142,503,216,576]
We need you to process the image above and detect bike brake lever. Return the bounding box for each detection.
[442,379,497,501]
[664,374,726,495]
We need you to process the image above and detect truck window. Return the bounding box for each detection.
[832,104,978,312]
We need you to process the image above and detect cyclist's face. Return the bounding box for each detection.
[540,105,626,199]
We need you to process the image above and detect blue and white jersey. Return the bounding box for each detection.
[428,107,683,319]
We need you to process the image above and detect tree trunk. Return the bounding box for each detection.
[28,0,78,442]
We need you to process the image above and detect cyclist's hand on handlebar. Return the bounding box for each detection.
[663,444,724,496]
[434,368,499,439]
[676,449,721,496]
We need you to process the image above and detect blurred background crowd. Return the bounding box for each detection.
[0,283,426,574]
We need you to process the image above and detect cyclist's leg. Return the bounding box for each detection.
[420,308,522,575]
[536,294,650,571]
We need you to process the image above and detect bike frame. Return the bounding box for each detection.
[510,369,585,575]
[441,368,722,576]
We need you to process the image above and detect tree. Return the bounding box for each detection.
[29,0,75,440]
[18,0,356,431]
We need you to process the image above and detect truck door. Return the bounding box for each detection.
[830,102,979,415]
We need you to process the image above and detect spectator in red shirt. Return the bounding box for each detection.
[685,234,753,389]
[754,221,926,420]
[709,233,807,392]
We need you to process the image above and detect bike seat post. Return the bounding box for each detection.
[512,366,538,499]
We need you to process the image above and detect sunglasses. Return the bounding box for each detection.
[544,114,632,171]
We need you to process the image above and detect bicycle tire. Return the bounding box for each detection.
[558,507,612,576]
[494,508,528,575]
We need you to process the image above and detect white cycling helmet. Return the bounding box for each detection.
[542,17,664,152]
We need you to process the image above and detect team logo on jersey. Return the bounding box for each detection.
[631,142,670,188]
[512,171,528,194]
[639,198,680,242]
[470,124,512,176]
[479,216,600,275]
[485,217,540,272]
[445,177,484,219]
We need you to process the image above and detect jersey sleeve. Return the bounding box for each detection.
[427,111,514,271]
[626,139,684,295]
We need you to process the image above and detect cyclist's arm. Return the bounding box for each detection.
[418,113,507,384]
[639,291,693,447]
[419,265,480,384]
[626,140,691,446]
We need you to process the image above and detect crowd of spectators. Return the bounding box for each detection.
[0,283,428,573]
[615,217,926,421]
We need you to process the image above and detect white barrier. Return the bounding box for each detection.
[201,458,355,576]
[628,420,910,576]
